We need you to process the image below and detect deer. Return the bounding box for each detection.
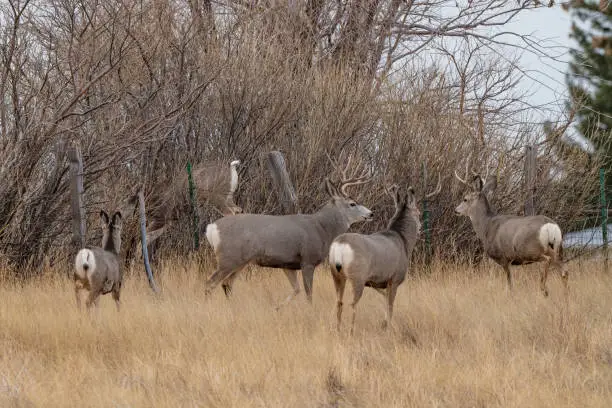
[204,153,374,308]
[454,157,568,297]
[142,159,242,258]
[328,179,441,335]
[74,210,124,311]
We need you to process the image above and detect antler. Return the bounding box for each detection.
[384,183,402,210]
[385,183,399,196]
[425,173,442,198]
[454,151,472,186]
[476,145,499,183]
[326,149,373,196]
[384,183,399,202]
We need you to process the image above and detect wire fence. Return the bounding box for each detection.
[561,168,611,265]
[58,142,612,287]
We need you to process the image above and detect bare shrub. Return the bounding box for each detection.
[0,0,600,276]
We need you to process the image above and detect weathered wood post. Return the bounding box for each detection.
[138,188,159,293]
[524,144,536,216]
[68,147,86,252]
[266,150,299,214]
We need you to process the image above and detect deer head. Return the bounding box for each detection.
[454,152,497,217]
[225,160,243,215]
[100,210,123,254]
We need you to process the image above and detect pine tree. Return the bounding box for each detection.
[566,1,612,179]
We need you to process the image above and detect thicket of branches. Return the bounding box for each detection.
[0,0,600,275]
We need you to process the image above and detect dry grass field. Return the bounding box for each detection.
[1,257,611,408]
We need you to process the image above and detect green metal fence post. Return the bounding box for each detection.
[186,161,200,250]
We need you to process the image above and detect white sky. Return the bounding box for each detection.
[500,5,597,150]
[505,5,573,119]
[418,3,586,148]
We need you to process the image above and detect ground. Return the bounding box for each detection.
[0,257,611,407]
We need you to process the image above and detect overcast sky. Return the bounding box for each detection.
[506,5,573,119]
[473,4,596,150]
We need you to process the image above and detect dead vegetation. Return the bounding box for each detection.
[0,0,599,275]
[1,259,611,407]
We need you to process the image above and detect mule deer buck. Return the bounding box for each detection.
[329,180,440,334]
[454,159,568,297]
[204,154,374,308]
[74,210,124,310]
[142,159,242,257]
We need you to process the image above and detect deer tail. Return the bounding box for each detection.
[328,241,354,275]
[75,249,96,280]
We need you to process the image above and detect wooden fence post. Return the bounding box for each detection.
[138,189,159,293]
[266,151,299,214]
[524,144,536,216]
[68,147,86,252]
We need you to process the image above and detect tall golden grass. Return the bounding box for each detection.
[1,258,611,407]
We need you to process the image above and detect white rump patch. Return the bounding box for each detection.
[74,249,96,280]
[229,161,240,194]
[538,223,562,252]
[329,242,354,270]
[206,223,221,251]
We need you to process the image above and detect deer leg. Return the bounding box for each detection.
[373,287,387,297]
[350,282,365,336]
[221,272,238,297]
[551,257,569,298]
[502,263,512,291]
[74,282,84,310]
[561,266,569,298]
[275,269,301,311]
[540,260,550,297]
[85,290,101,310]
[301,264,316,304]
[222,281,233,297]
[383,281,398,331]
[205,264,246,297]
[330,268,346,331]
[112,285,121,312]
[222,268,248,297]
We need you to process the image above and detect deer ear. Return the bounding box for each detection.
[100,210,109,226]
[406,186,417,207]
[482,175,497,195]
[471,175,484,192]
[112,211,123,227]
[325,178,341,198]
[386,183,399,203]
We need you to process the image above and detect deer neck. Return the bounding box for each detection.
[468,198,494,244]
[102,230,121,255]
[388,206,420,252]
[401,214,420,253]
[313,205,351,243]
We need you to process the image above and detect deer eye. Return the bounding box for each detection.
[349,202,357,207]
[463,198,467,202]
